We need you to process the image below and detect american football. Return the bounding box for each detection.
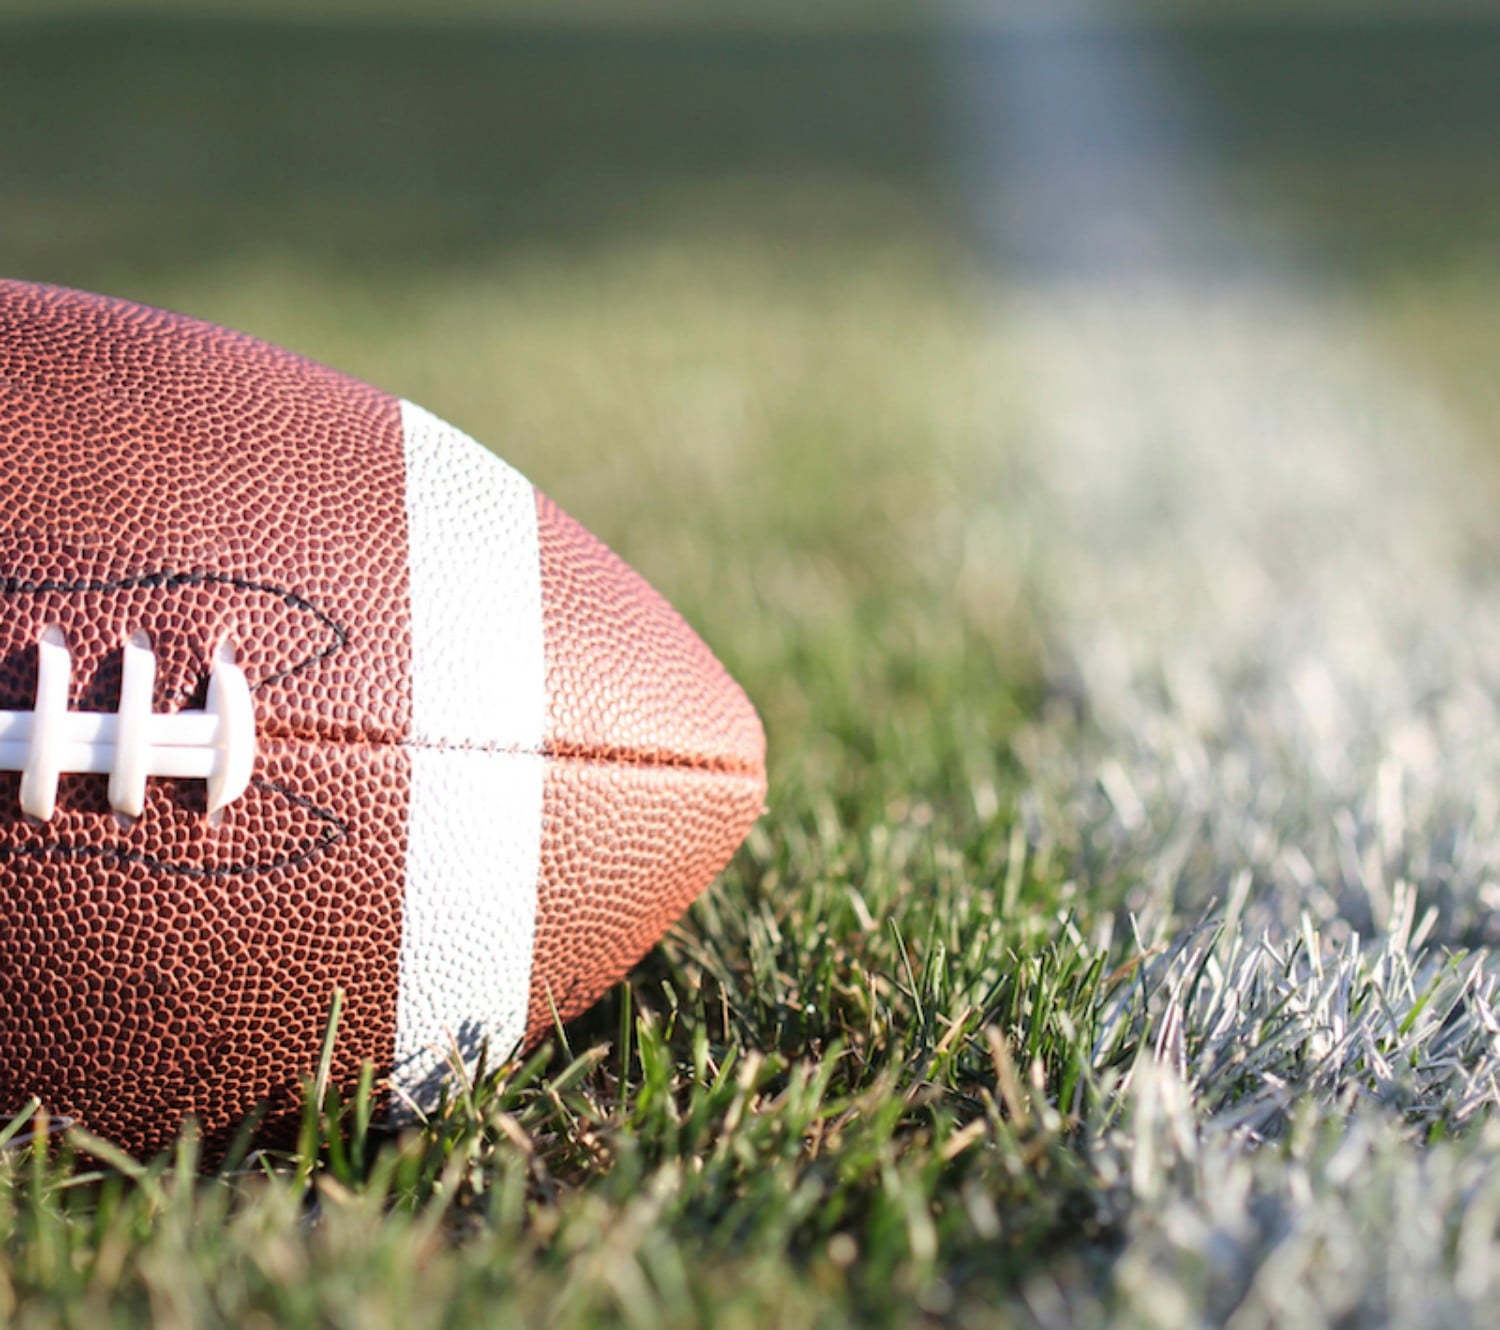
[0,279,767,1160]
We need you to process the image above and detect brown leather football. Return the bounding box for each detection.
[0,279,766,1159]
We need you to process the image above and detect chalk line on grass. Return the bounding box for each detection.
[946,8,1500,1318]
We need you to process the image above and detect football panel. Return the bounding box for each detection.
[0,738,409,1160]
[526,759,767,1042]
[392,746,544,1113]
[0,280,412,742]
[534,493,766,775]
[398,399,547,751]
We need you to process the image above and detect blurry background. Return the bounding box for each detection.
[3,2,1496,376]
[3,1,1496,521]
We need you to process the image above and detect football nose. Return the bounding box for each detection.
[533,490,767,778]
[523,490,766,1041]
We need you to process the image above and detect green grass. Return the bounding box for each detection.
[4,4,1500,1327]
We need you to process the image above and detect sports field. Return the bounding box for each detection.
[1,3,1499,1325]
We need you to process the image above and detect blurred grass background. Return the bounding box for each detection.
[2,3,1497,423]
[1,3,1496,454]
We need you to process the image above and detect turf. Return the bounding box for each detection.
[1,5,1500,1327]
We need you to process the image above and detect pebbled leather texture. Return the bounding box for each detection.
[393,401,546,1110]
[0,279,411,1159]
[0,279,767,1160]
[528,496,767,1041]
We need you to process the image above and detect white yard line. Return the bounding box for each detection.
[1009,280,1500,947]
[1004,288,1500,1316]
[947,12,1500,1316]
[945,5,1500,948]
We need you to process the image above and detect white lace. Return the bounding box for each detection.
[0,628,255,821]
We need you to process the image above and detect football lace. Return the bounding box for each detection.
[0,628,255,821]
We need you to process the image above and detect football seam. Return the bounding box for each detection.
[0,776,347,879]
[0,573,764,778]
[531,746,764,780]
[402,739,763,781]
[0,569,347,694]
